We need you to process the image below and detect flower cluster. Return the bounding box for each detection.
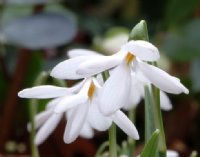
[18,40,188,145]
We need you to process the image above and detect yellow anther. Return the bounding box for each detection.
[88,81,95,101]
[125,52,135,65]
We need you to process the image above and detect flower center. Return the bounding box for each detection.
[125,52,135,65]
[88,81,95,101]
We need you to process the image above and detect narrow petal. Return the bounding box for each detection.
[27,110,52,131]
[99,62,131,115]
[79,121,94,139]
[35,114,62,145]
[54,94,87,113]
[50,56,95,79]
[123,78,143,110]
[110,110,139,140]
[77,54,123,78]
[121,40,160,61]
[88,100,112,131]
[67,49,101,58]
[138,61,189,94]
[160,91,172,111]
[18,85,72,99]
[63,104,88,143]
[46,97,63,110]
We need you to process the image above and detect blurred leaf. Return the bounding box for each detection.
[128,20,149,41]
[165,0,200,27]
[162,19,200,61]
[140,129,160,157]
[2,12,77,49]
[190,60,200,92]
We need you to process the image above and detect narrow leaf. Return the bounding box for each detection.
[140,129,160,157]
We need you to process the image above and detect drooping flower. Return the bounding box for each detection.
[18,80,94,145]
[67,49,173,111]
[136,150,179,157]
[54,77,139,143]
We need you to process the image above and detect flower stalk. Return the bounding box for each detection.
[29,72,48,157]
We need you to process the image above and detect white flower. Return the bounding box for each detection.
[68,48,173,111]
[18,80,94,145]
[50,40,188,115]
[54,78,139,143]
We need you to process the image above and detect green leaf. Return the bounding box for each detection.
[128,20,149,41]
[144,86,156,143]
[140,129,160,157]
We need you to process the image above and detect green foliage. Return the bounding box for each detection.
[140,129,160,157]
[144,86,156,143]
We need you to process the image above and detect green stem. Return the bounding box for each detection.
[128,109,136,157]
[109,123,117,157]
[29,72,48,157]
[152,86,167,157]
[29,100,39,157]
[101,71,117,157]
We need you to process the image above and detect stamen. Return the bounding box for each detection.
[125,52,135,65]
[88,81,95,101]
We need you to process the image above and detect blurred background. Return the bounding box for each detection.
[0,0,200,156]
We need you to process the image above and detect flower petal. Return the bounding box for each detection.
[67,49,101,58]
[54,94,87,113]
[160,91,172,111]
[35,114,62,145]
[27,110,53,131]
[79,121,94,139]
[63,104,88,143]
[138,61,189,94]
[123,78,143,110]
[50,56,95,79]
[77,53,124,78]
[88,100,112,131]
[110,110,139,140]
[121,40,160,61]
[18,85,72,99]
[99,62,131,115]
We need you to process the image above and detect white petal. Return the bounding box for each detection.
[67,49,101,58]
[77,54,123,78]
[167,150,179,157]
[27,110,53,131]
[54,94,87,113]
[110,110,139,140]
[18,85,71,99]
[121,40,160,61]
[79,121,94,139]
[123,78,143,110]
[160,91,172,111]
[35,114,62,145]
[99,62,131,115]
[88,100,112,131]
[138,61,189,94]
[46,97,62,110]
[50,56,95,79]
[63,104,89,143]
